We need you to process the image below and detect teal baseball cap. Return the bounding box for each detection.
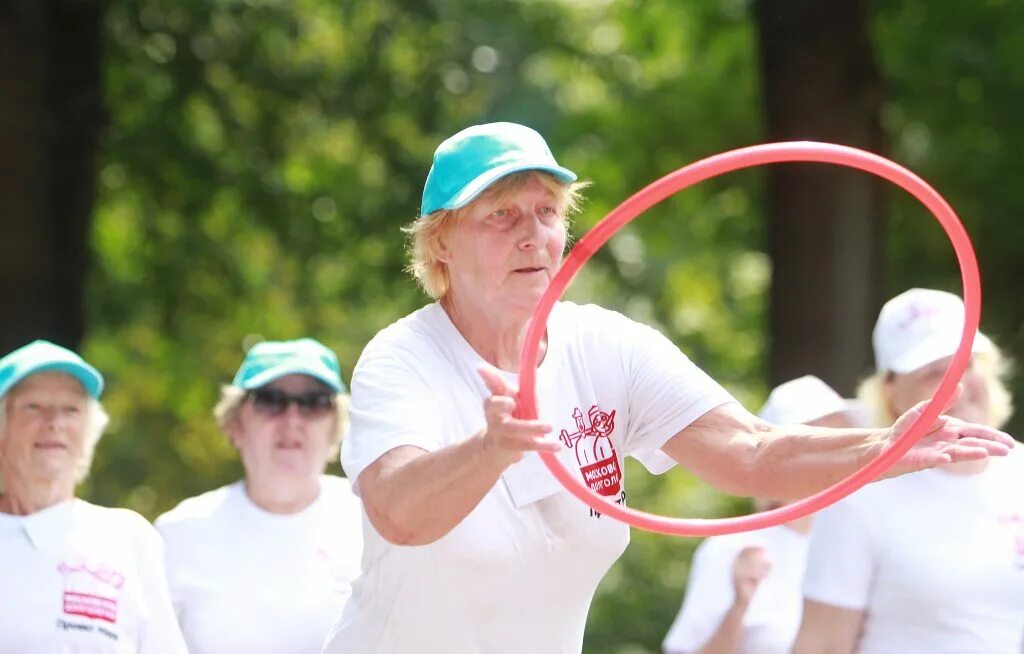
[420,122,577,217]
[232,338,345,392]
[0,340,105,400]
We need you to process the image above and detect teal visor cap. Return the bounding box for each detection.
[0,340,104,399]
[420,122,577,217]
[232,338,345,392]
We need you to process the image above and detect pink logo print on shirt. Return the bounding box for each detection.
[997,513,1024,568]
[58,560,125,623]
[559,405,621,496]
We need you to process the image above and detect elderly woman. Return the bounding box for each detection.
[662,376,859,654]
[0,340,186,653]
[793,288,1024,654]
[155,338,363,654]
[321,122,1013,654]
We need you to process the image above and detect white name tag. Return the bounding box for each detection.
[501,451,570,508]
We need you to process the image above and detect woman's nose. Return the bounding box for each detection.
[517,212,547,250]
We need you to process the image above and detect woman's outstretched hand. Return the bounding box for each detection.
[881,395,1015,479]
[477,364,560,468]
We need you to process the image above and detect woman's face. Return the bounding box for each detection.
[441,175,567,318]
[0,372,89,491]
[230,374,336,483]
[885,355,990,425]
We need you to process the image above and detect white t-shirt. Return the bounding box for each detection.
[803,450,1024,654]
[325,301,735,654]
[663,525,809,654]
[0,498,186,654]
[155,475,363,654]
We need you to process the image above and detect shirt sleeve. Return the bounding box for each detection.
[136,518,189,654]
[618,317,735,473]
[663,537,739,653]
[153,514,190,625]
[341,343,444,493]
[802,496,879,610]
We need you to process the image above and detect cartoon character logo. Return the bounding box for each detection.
[559,405,621,496]
[58,560,124,623]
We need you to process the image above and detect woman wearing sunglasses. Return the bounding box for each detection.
[155,338,363,654]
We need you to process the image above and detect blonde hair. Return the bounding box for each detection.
[0,385,110,493]
[213,385,349,461]
[404,171,589,299]
[857,348,1014,429]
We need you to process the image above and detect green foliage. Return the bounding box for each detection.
[80,1,1023,652]
[873,0,1024,437]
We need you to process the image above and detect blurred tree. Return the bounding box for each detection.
[2,1,1021,652]
[755,0,886,395]
[84,0,769,520]
[0,0,103,353]
[873,0,1024,438]
[85,2,765,652]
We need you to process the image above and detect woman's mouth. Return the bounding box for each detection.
[34,441,68,450]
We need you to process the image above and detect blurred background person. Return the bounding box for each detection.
[156,338,362,654]
[6,4,1024,652]
[662,375,858,654]
[0,340,186,653]
[793,288,1024,654]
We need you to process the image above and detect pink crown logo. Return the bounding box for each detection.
[58,561,124,623]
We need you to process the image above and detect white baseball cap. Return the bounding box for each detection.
[872,288,992,374]
[758,375,851,425]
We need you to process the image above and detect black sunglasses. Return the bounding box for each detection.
[247,388,335,416]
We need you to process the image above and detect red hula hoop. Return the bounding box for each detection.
[515,141,981,537]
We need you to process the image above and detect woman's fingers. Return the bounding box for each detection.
[526,436,563,452]
[482,421,559,463]
[936,438,1006,458]
[890,401,947,438]
[478,363,514,398]
[484,395,517,421]
[940,420,1016,448]
[501,420,557,451]
[943,444,992,461]
[893,402,1016,453]
[888,405,1017,476]
[944,435,1012,455]
[477,364,561,459]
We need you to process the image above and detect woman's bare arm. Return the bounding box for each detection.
[661,400,1013,500]
[791,600,865,654]
[358,366,559,545]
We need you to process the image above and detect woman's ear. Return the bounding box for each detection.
[434,227,455,264]
[226,412,244,450]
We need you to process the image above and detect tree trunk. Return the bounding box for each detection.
[0,0,102,354]
[754,0,886,396]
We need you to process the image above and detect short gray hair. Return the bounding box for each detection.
[0,390,110,493]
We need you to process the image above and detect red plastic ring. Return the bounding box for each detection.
[516,141,981,536]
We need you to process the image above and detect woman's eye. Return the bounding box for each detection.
[490,208,509,218]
